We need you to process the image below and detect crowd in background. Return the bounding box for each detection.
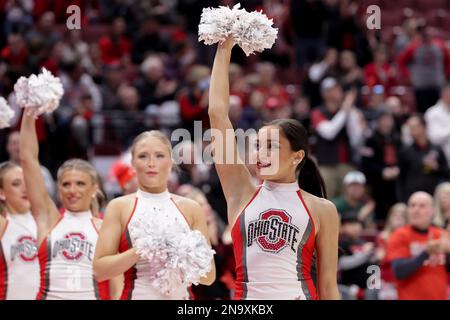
[1,0,450,299]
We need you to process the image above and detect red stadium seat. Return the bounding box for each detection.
[416,0,446,11]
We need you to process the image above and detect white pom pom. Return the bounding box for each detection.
[198,4,238,45]
[198,3,278,55]
[232,9,278,56]
[13,68,64,117]
[128,206,215,297]
[0,97,15,129]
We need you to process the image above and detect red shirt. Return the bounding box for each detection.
[98,36,131,65]
[387,225,448,300]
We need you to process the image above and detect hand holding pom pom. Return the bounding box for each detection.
[0,97,15,129]
[13,68,64,118]
[128,206,215,297]
[198,3,278,56]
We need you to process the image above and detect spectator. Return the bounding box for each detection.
[100,63,125,110]
[134,54,179,108]
[433,182,450,231]
[425,83,450,167]
[361,109,402,220]
[3,0,33,36]
[397,23,450,113]
[61,30,93,73]
[59,59,102,113]
[110,85,146,148]
[1,33,29,78]
[338,50,363,90]
[131,17,170,64]
[98,17,131,66]
[177,65,210,135]
[332,171,376,229]
[311,78,364,198]
[305,48,339,107]
[376,203,408,300]
[387,191,450,300]
[363,85,386,127]
[364,45,397,92]
[25,11,61,50]
[338,216,379,300]
[385,96,408,134]
[398,114,450,202]
[393,17,419,57]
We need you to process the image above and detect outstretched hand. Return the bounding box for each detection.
[219,36,235,51]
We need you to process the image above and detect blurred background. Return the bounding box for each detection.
[1,0,450,300]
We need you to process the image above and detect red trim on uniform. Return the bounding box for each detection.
[297,191,318,300]
[231,186,262,300]
[0,239,7,300]
[97,280,110,300]
[118,231,137,300]
[231,216,244,300]
[119,197,139,300]
[124,197,138,229]
[36,215,64,300]
[170,198,190,226]
[188,286,195,300]
[36,237,49,300]
[90,217,110,300]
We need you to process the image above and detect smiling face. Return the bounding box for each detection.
[58,169,97,212]
[131,134,173,192]
[0,165,30,213]
[255,125,304,182]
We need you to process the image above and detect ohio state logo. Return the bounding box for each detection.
[53,232,94,261]
[10,236,38,262]
[247,209,300,253]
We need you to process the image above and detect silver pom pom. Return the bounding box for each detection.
[198,3,278,55]
[128,206,215,297]
[0,97,15,129]
[13,68,64,117]
[232,9,278,56]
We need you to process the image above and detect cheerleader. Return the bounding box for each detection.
[93,130,216,300]
[0,161,39,300]
[208,37,340,300]
[19,113,114,300]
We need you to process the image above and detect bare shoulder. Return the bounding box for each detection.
[105,194,137,225]
[171,194,202,227]
[300,190,339,233]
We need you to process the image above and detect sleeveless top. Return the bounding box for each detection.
[119,189,192,300]
[36,210,108,300]
[231,181,318,300]
[0,212,39,300]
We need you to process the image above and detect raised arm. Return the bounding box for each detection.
[93,198,139,281]
[208,38,255,224]
[20,113,59,240]
[315,199,340,300]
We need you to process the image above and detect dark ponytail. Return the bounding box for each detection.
[297,156,327,199]
[266,119,327,199]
